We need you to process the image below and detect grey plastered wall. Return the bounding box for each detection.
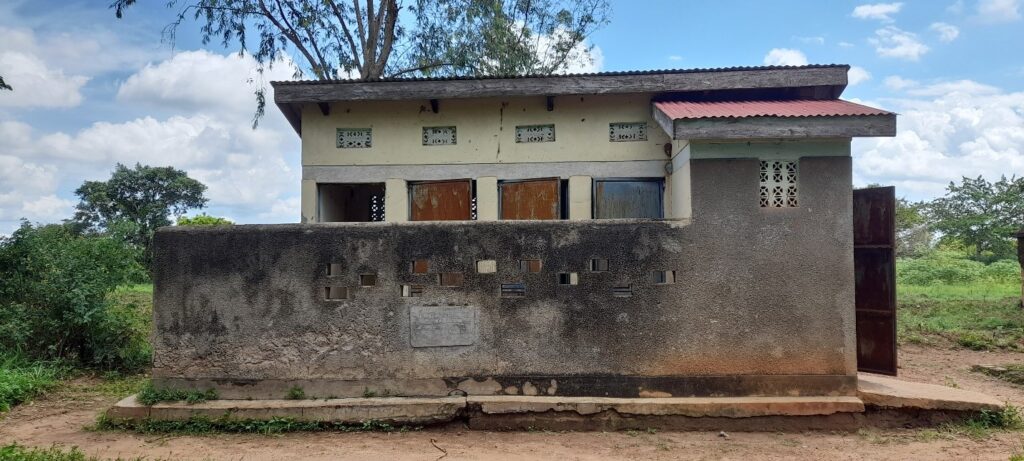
[152,156,855,399]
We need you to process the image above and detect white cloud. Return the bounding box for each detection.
[884,75,919,91]
[848,66,872,86]
[668,55,683,62]
[839,41,856,48]
[795,36,826,45]
[0,50,301,233]
[870,27,930,61]
[853,81,1024,200]
[0,28,89,108]
[929,22,960,42]
[975,0,1021,23]
[763,48,808,66]
[852,3,904,22]
[532,27,603,74]
[948,0,966,14]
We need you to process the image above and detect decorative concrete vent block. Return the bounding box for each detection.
[422,126,457,146]
[759,160,799,208]
[336,128,372,148]
[476,260,497,274]
[324,286,349,300]
[515,124,555,143]
[608,122,647,142]
[558,272,579,285]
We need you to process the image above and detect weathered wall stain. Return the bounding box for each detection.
[152,157,855,398]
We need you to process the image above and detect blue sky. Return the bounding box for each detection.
[1,0,1023,234]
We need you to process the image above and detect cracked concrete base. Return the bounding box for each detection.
[105,375,1008,431]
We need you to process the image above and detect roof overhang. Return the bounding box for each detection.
[652,99,896,140]
[272,65,850,135]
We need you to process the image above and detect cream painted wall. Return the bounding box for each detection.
[301,94,672,167]
[568,176,592,220]
[300,180,317,223]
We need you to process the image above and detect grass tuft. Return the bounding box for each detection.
[94,414,413,435]
[0,443,160,461]
[0,356,65,413]
[135,381,217,406]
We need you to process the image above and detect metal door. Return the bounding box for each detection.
[409,179,473,221]
[593,179,664,219]
[854,186,897,375]
[500,178,560,220]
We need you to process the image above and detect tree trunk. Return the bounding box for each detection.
[1017,228,1023,309]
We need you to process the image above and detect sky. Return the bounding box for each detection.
[1,0,1023,235]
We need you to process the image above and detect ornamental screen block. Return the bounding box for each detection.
[422,126,457,146]
[336,128,372,148]
[759,160,799,208]
[515,124,555,143]
[608,122,648,142]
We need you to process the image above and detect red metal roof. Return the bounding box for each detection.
[654,99,892,120]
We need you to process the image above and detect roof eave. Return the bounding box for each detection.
[662,114,897,140]
[270,66,849,105]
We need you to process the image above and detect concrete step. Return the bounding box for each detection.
[857,372,1004,411]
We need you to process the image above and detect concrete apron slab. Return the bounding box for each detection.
[106,376,1006,431]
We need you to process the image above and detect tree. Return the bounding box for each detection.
[111,0,610,124]
[927,175,1024,262]
[177,213,234,226]
[71,163,208,269]
[895,197,933,258]
[0,75,11,91]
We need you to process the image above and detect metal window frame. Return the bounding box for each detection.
[591,177,666,220]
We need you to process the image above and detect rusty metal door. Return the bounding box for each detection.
[500,178,560,220]
[854,186,897,375]
[410,179,473,221]
[593,179,664,219]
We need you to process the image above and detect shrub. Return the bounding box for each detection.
[897,250,1020,286]
[0,222,148,372]
[135,381,217,406]
[982,259,1021,284]
[176,214,232,226]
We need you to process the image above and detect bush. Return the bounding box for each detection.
[176,214,232,226]
[897,249,1020,286]
[0,222,149,372]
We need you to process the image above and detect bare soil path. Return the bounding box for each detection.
[2,345,1023,461]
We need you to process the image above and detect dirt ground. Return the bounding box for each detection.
[2,345,1023,461]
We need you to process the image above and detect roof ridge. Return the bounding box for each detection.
[271,64,850,85]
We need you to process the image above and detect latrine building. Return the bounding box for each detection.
[151,65,898,401]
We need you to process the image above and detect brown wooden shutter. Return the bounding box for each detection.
[500,178,560,220]
[409,179,473,221]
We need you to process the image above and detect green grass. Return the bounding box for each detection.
[897,282,1023,351]
[95,414,410,435]
[0,443,165,461]
[135,381,217,406]
[0,356,65,413]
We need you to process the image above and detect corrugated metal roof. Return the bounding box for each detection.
[654,99,892,120]
[271,64,849,85]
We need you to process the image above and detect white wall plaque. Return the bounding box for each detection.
[609,122,648,142]
[336,128,372,148]
[515,124,556,143]
[410,305,479,347]
[422,126,457,146]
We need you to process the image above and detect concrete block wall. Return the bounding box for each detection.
[152,157,855,400]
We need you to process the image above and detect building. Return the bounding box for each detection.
[150,65,898,401]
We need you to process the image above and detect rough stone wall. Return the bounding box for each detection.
[152,156,855,398]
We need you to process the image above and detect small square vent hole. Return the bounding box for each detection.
[558,272,579,285]
[324,286,349,300]
[410,260,430,274]
[590,258,609,272]
[612,285,632,298]
[519,259,543,273]
[401,285,424,297]
[326,263,343,276]
[359,274,378,287]
[652,270,676,285]
[476,260,497,274]
[501,283,526,297]
[439,272,464,287]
